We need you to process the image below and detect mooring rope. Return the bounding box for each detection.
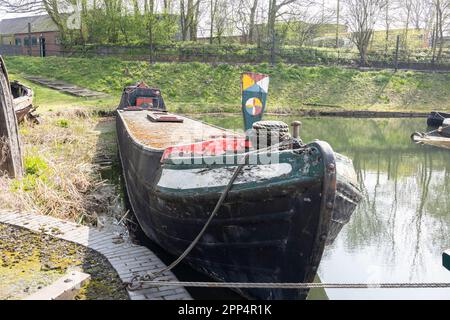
[128,280,450,290]
[412,125,450,142]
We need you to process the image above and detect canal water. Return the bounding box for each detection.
[112,115,450,299]
[195,115,450,300]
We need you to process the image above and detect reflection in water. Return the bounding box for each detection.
[196,115,450,300]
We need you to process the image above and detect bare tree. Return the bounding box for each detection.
[228,0,260,44]
[398,0,413,51]
[431,0,450,63]
[286,2,333,47]
[163,0,174,13]
[410,0,428,29]
[213,0,229,43]
[384,0,391,55]
[0,0,43,13]
[209,0,218,43]
[179,0,202,41]
[267,0,297,40]
[248,0,258,43]
[336,0,340,48]
[344,0,386,66]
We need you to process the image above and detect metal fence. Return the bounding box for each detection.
[0,45,24,56]
[2,43,450,71]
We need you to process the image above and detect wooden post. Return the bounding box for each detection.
[28,22,32,56]
[0,56,23,178]
[291,121,302,139]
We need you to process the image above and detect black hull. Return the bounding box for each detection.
[326,180,361,245]
[116,112,337,300]
[427,111,450,127]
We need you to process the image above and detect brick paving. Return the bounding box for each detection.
[0,210,192,300]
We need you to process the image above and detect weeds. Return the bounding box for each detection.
[0,111,123,225]
[56,119,70,128]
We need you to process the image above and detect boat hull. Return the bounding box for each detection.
[116,111,338,300]
[427,111,450,127]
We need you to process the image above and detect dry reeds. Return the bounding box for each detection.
[0,111,122,226]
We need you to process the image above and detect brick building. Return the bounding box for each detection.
[0,15,62,56]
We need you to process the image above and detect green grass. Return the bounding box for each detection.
[5,55,450,113]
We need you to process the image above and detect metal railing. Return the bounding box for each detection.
[2,43,450,71]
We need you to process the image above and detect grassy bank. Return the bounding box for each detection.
[0,73,121,224]
[5,56,450,113]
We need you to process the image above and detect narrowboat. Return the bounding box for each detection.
[116,76,362,300]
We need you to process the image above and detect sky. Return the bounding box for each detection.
[0,0,412,32]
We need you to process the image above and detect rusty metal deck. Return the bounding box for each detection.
[119,110,229,150]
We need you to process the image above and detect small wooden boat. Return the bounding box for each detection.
[11,80,34,123]
[116,78,362,300]
[411,132,450,150]
[427,111,450,127]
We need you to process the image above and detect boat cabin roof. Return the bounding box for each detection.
[119,110,231,150]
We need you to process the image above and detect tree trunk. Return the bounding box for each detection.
[0,57,22,178]
[267,0,277,40]
[403,2,411,52]
[190,0,200,41]
[384,2,390,56]
[336,0,340,48]
[210,0,216,44]
[248,0,258,44]
[180,0,189,41]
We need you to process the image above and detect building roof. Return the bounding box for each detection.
[0,15,59,35]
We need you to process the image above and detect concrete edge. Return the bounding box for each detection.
[0,210,192,300]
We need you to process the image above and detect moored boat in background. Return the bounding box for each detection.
[427,111,450,127]
[412,118,450,150]
[411,131,450,150]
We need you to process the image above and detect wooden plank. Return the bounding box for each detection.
[0,56,23,177]
[147,112,184,123]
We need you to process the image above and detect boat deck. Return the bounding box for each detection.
[119,110,230,150]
